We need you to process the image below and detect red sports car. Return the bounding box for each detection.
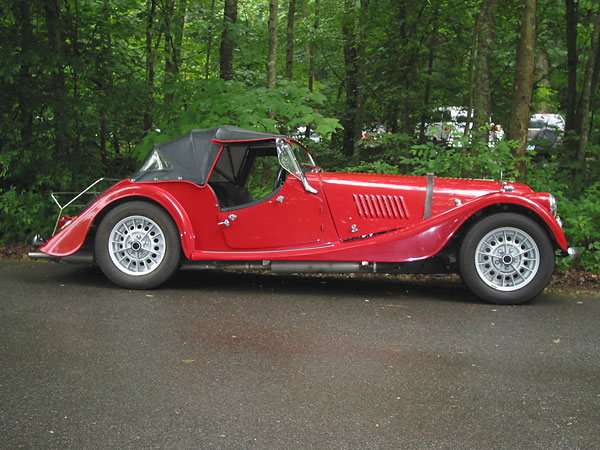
[30,126,575,304]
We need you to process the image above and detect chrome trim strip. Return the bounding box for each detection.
[201,244,335,254]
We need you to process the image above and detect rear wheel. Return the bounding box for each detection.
[459,213,554,304]
[95,201,181,289]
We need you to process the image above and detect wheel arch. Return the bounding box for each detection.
[90,194,194,259]
[446,202,565,255]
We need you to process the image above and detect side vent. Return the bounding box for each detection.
[353,194,410,219]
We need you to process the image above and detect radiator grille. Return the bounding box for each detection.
[353,194,410,219]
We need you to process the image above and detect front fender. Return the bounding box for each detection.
[472,192,568,250]
[40,180,195,259]
[315,192,568,263]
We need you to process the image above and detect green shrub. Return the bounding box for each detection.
[556,181,600,272]
[0,188,55,243]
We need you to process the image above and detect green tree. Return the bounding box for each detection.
[508,0,537,179]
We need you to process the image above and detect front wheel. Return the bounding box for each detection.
[95,201,181,289]
[459,213,555,305]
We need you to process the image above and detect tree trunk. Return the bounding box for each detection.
[163,0,187,105]
[564,0,578,137]
[576,5,600,166]
[145,0,157,131]
[267,0,278,89]
[220,0,238,81]
[285,0,296,80]
[535,49,550,112]
[355,0,369,158]
[341,0,366,159]
[307,0,320,92]
[419,0,441,142]
[16,1,34,146]
[44,0,68,157]
[464,10,481,138]
[508,0,536,180]
[472,0,498,146]
[205,0,216,79]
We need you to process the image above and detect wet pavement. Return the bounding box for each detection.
[1,261,599,449]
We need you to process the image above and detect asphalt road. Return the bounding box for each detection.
[1,261,599,450]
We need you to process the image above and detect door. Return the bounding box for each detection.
[216,177,326,249]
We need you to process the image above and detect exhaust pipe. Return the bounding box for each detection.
[271,261,360,274]
[28,251,94,264]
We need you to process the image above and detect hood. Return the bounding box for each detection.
[316,171,533,241]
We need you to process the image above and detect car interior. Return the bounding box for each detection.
[208,142,286,211]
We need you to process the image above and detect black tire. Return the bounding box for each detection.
[534,127,558,150]
[95,201,181,289]
[459,213,555,305]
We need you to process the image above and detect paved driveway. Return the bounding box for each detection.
[1,261,598,449]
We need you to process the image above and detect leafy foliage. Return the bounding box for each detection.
[0,188,55,243]
[134,79,341,162]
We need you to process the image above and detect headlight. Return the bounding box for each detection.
[549,194,558,217]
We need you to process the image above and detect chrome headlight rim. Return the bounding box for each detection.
[549,193,558,217]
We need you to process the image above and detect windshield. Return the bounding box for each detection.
[292,140,317,171]
[276,139,319,193]
[276,139,318,178]
[529,119,546,128]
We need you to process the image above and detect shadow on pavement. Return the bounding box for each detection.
[15,260,483,304]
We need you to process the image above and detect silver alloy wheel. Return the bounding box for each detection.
[108,215,166,276]
[474,226,540,291]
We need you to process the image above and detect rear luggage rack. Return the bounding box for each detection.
[50,178,119,235]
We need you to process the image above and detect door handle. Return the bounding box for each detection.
[218,214,237,227]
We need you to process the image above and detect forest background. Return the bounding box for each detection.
[1,0,599,273]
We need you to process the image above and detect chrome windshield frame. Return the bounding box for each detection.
[276,139,318,194]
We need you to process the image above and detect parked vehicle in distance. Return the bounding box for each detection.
[293,125,321,143]
[425,107,504,146]
[361,122,392,146]
[425,107,468,144]
[29,126,575,305]
[527,113,565,151]
[361,122,390,138]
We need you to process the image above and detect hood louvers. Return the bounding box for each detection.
[353,194,410,220]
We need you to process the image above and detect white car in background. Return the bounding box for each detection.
[527,113,565,150]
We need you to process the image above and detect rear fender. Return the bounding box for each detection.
[40,180,195,259]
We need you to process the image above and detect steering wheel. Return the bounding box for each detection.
[273,167,287,190]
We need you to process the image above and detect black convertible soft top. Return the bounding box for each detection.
[132,126,284,185]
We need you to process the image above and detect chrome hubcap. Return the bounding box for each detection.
[475,227,540,291]
[108,215,166,276]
